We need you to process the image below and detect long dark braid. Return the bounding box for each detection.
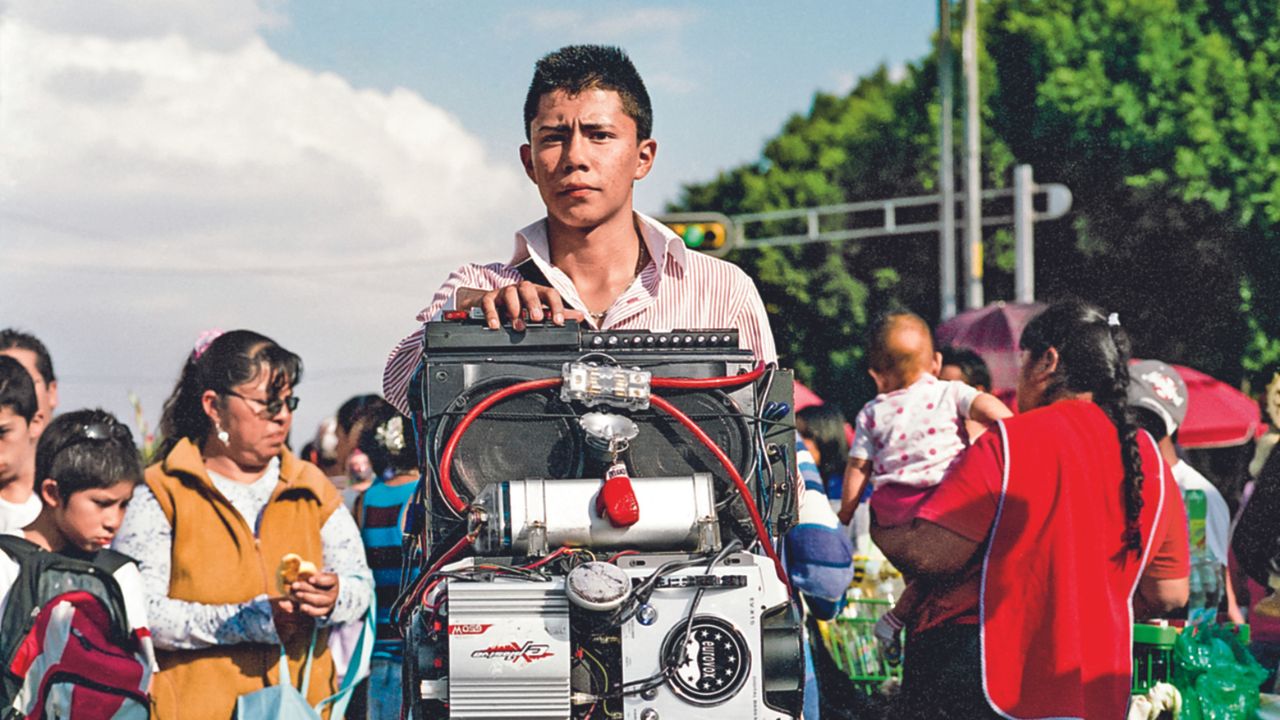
[1020,300,1146,553]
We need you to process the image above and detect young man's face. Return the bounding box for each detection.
[0,347,57,433]
[520,88,656,233]
[45,479,134,553]
[0,407,37,488]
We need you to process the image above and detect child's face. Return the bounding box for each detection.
[49,480,134,553]
[0,407,36,487]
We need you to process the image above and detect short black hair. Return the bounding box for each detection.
[36,409,142,501]
[0,329,56,384]
[1131,406,1170,442]
[338,394,384,434]
[524,45,652,141]
[796,404,850,483]
[0,356,37,423]
[939,346,992,391]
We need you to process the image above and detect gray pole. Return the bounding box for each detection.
[1013,164,1035,303]
[938,0,957,320]
[962,0,983,310]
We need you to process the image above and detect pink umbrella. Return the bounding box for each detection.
[793,380,825,411]
[793,380,855,446]
[1161,364,1263,449]
[935,301,1046,393]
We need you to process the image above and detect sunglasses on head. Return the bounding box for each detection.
[55,419,132,456]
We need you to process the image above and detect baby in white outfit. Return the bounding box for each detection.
[837,312,1011,652]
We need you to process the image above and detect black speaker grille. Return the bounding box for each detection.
[431,381,752,503]
[434,378,583,499]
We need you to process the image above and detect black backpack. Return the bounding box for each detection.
[0,535,147,719]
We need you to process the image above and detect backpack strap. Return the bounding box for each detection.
[91,547,136,575]
[0,534,39,563]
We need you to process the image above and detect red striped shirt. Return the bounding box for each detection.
[382,212,777,414]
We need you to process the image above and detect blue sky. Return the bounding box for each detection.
[264,1,936,212]
[1,0,938,444]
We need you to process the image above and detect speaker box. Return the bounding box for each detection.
[407,320,796,551]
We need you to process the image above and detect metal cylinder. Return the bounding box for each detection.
[474,474,719,554]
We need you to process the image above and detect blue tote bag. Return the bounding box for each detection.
[236,608,375,720]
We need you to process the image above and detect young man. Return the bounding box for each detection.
[0,356,44,532]
[0,329,59,434]
[383,45,776,412]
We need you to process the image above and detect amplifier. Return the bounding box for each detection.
[406,318,796,551]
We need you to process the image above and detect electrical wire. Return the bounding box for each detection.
[603,540,743,700]
[390,527,480,627]
[606,553,719,628]
[438,376,562,512]
[648,394,791,591]
[649,362,766,389]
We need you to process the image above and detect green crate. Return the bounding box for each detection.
[820,598,903,696]
[1132,623,1178,694]
[1130,623,1251,695]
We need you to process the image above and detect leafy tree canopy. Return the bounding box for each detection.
[671,0,1280,418]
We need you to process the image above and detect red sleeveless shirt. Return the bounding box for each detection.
[914,400,1188,718]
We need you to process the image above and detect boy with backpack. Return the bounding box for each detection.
[0,356,45,532]
[0,408,157,720]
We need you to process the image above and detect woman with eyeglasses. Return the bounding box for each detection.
[113,329,373,720]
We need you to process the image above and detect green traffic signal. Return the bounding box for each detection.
[657,213,734,257]
[673,222,723,250]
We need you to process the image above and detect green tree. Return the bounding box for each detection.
[673,59,1013,415]
[674,0,1280,414]
[987,0,1280,386]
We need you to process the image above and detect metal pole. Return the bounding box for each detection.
[1013,164,1034,303]
[962,0,983,310]
[938,0,957,320]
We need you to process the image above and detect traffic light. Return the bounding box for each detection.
[656,212,736,257]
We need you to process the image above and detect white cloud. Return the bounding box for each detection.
[833,71,857,96]
[0,20,537,271]
[0,10,543,443]
[2,0,286,50]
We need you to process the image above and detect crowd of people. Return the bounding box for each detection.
[2,41,1276,720]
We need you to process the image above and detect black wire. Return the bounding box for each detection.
[602,540,744,699]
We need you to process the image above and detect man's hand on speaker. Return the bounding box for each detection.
[456,283,584,332]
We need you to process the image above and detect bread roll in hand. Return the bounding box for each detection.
[277,552,318,594]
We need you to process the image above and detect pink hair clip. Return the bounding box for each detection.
[193,328,225,360]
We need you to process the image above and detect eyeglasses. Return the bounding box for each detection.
[222,390,299,419]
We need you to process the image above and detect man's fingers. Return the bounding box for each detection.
[541,288,567,325]
[499,286,525,331]
[480,293,500,330]
[518,282,545,323]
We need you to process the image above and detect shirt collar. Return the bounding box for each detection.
[509,211,689,272]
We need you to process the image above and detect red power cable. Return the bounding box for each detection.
[438,377,563,513]
[434,364,788,590]
[649,362,766,389]
[647,394,791,591]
